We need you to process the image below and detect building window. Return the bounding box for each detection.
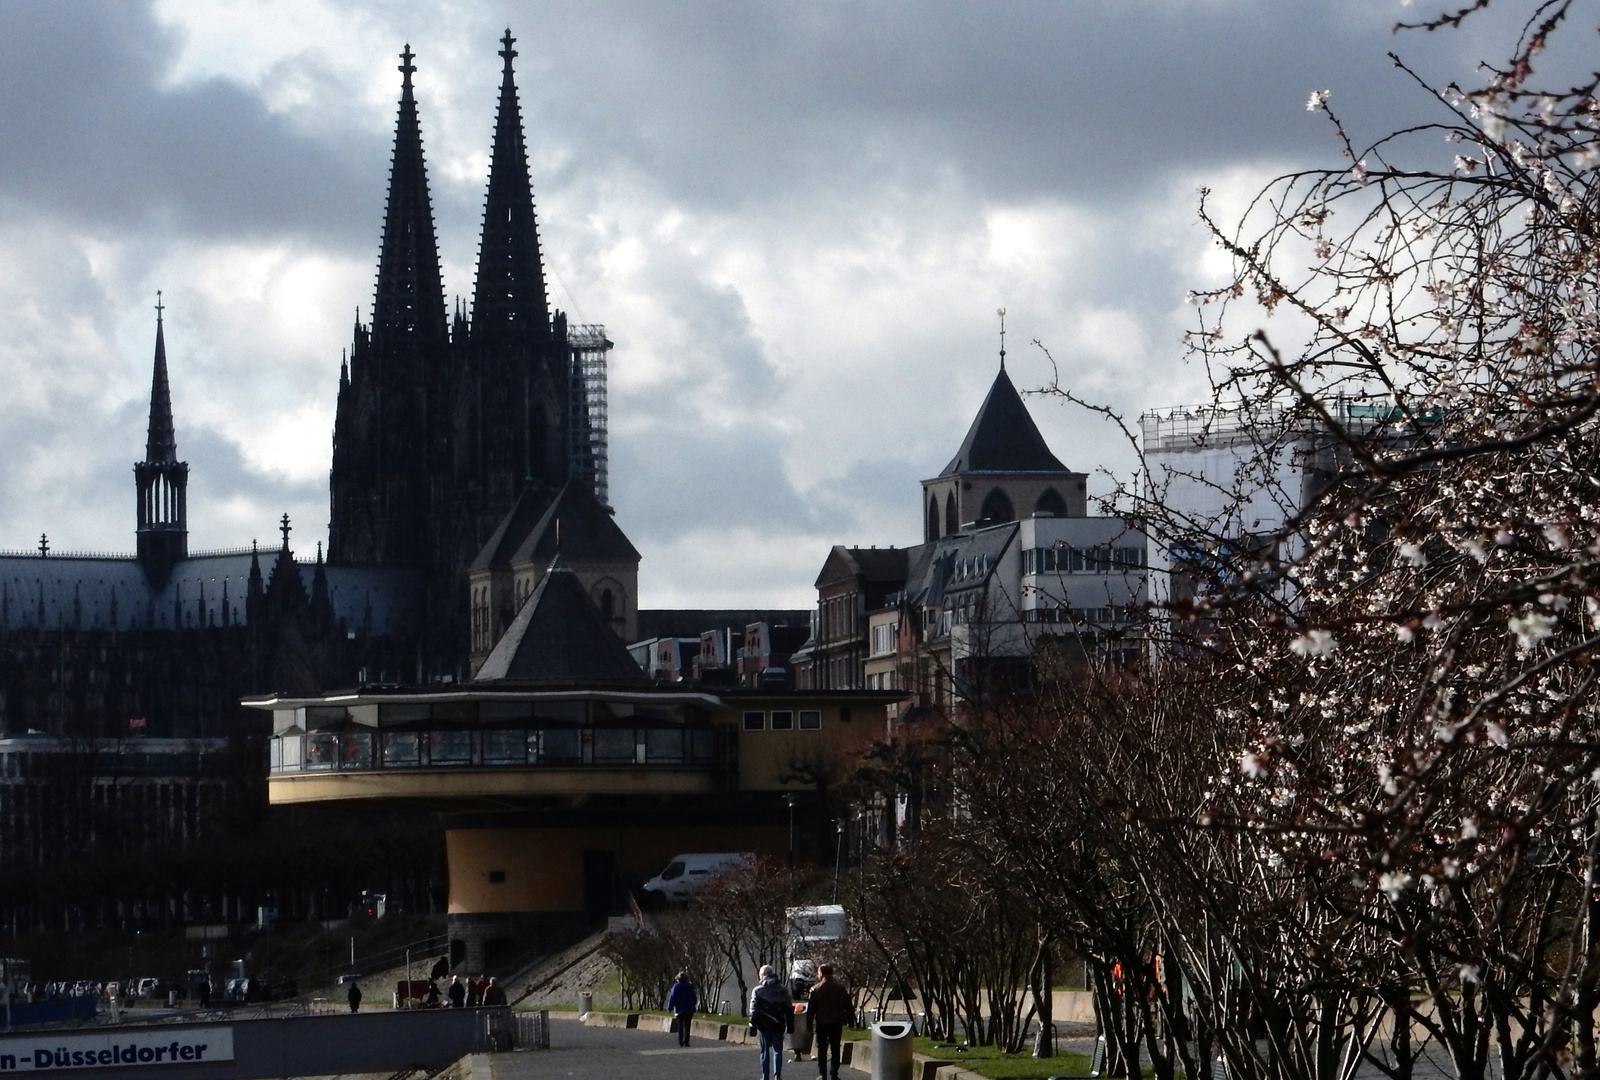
[870,621,899,656]
[743,710,765,731]
[771,710,794,730]
[799,710,821,730]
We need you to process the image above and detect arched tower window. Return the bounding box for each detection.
[944,492,958,535]
[979,487,1015,524]
[1035,487,1068,517]
[926,496,940,541]
[600,589,615,623]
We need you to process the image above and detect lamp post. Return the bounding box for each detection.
[786,794,797,867]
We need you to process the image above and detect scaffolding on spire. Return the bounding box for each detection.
[567,324,611,508]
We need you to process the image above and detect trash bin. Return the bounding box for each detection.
[871,1020,914,1080]
[789,1001,813,1057]
[578,991,592,1016]
[166,991,178,1008]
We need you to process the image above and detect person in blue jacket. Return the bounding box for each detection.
[667,972,698,1046]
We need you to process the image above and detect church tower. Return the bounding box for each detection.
[134,297,188,589]
[329,44,450,568]
[457,30,572,522]
[329,34,612,674]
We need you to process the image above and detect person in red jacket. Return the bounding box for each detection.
[807,965,852,1080]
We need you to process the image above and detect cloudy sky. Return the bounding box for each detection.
[0,0,1530,607]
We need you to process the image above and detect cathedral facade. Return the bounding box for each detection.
[0,33,632,931]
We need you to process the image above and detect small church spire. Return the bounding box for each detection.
[997,307,1007,371]
[146,292,178,463]
[135,295,189,588]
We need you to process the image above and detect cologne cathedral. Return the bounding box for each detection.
[0,33,625,922]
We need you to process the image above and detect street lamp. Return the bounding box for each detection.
[786,794,797,867]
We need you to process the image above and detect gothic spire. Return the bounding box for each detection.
[372,44,447,345]
[146,292,177,463]
[470,29,551,343]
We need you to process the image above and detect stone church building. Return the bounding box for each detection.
[0,33,645,926]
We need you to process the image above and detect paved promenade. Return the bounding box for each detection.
[480,1017,777,1080]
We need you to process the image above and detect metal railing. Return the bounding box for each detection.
[270,727,719,774]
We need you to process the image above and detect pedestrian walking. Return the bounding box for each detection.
[482,977,507,1007]
[667,971,698,1047]
[447,975,465,1009]
[749,964,795,1080]
[347,981,362,1013]
[807,965,850,1080]
[466,976,481,1008]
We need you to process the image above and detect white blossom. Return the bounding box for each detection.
[1240,751,1269,779]
[1306,89,1330,112]
[1458,964,1482,984]
[1461,817,1479,839]
[1398,542,1427,567]
[1379,871,1412,901]
[1508,611,1557,651]
[1290,629,1336,658]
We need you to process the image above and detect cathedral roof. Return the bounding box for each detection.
[940,367,1068,476]
[469,483,553,573]
[509,480,639,567]
[473,555,648,683]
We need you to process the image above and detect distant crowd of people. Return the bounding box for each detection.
[365,972,507,1012]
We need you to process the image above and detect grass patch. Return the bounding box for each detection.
[850,1033,1096,1080]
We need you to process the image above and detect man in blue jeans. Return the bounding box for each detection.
[748,964,795,1080]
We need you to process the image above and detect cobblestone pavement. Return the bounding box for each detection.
[482,1018,807,1080]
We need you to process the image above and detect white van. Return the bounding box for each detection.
[640,852,753,901]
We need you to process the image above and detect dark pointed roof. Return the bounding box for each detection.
[469,29,550,344]
[940,367,1067,475]
[469,483,553,573]
[510,479,638,567]
[474,556,648,683]
[145,304,177,463]
[372,45,448,346]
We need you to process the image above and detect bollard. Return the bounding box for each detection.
[166,991,178,1008]
[870,1020,914,1080]
[578,991,591,1017]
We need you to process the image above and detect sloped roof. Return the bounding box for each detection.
[470,484,553,573]
[511,480,639,567]
[815,545,909,589]
[940,367,1068,476]
[474,556,648,684]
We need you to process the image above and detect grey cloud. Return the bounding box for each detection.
[0,2,382,244]
[513,0,1473,209]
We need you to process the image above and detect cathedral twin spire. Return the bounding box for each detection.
[371,45,448,346]
[471,30,551,343]
[368,31,548,350]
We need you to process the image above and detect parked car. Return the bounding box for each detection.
[224,977,247,1003]
[136,977,159,999]
[640,852,753,901]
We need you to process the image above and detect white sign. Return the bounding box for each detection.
[0,1027,234,1073]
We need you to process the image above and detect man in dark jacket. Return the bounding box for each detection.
[447,976,465,1009]
[749,965,795,1080]
[666,972,698,1046]
[346,981,362,1013]
[807,965,850,1080]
